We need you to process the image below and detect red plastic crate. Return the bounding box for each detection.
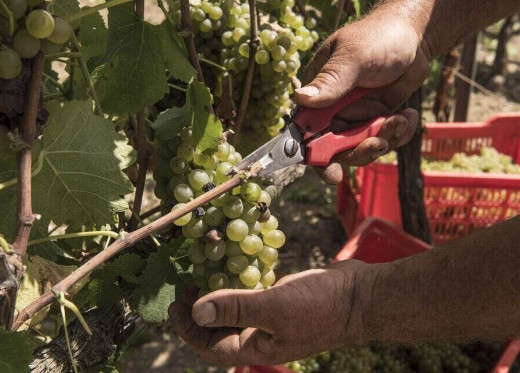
[337,113,520,243]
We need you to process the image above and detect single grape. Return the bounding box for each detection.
[223,195,244,218]
[240,3,249,14]
[176,142,194,161]
[204,240,226,261]
[183,218,208,238]
[271,45,286,60]
[171,203,192,226]
[227,254,249,274]
[208,5,223,20]
[226,152,240,165]
[188,242,206,264]
[260,269,276,287]
[239,234,263,255]
[203,206,225,226]
[248,221,261,235]
[221,30,233,46]
[13,29,40,59]
[259,245,278,264]
[0,48,22,79]
[208,272,229,291]
[199,18,212,33]
[265,185,277,199]
[192,262,207,277]
[180,126,193,144]
[193,276,208,289]
[257,190,272,207]
[189,169,211,190]
[215,142,230,161]
[260,29,276,47]
[192,152,209,167]
[26,10,55,39]
[276,35,292,49]
[241,182,262,203]
[39,39,62,54]
[238,43,250,57]
[226,219,249,241]
[232,27,246,42]
[263,229,285,248]
[205,258,224,270]
[215,162,232,183]
[255,49,270,64]
[239,265,261,287]
[272,60,286,72]
[240,204,261,224]
[47,17,72,44]
[170,157,189,174]
[202,154,218,170]
[225,240,243,256]
[192,7,206,21]
[174,183,194,203]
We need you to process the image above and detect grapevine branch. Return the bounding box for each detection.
[12,175,243,330]
[233,0,259,146]
[334,0,346,30]
[180,0,206,85]
[127,0,149,231]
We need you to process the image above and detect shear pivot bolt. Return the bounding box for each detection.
[284,138,299,157]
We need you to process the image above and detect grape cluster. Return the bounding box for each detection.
[0,3,72,80]
[170,0,318,148]
[153,127,284,296]
[378,146,520,174]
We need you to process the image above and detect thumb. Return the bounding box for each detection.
[295,57,359,108]
[192,288,278,332]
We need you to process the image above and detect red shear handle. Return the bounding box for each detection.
[305,116,387,166]
[293,87,373,140]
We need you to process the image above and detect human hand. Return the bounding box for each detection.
[295,12,430,183]
[169,261,365,366]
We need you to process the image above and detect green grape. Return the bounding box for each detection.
[180,126,193,144]
[215,142,230,161]
[232,27,246,42]
[260,29,276,46]
[189,169,211,190]
[227,152,240,165]
[259,245,278,264]
[176,142,194,161]
[241,182,262,203]
[200,18,212,33]
[13,29,40,59]
[226,219,249,241]
[261,215,279,234]
[174,183,194,203]
[205,258,223,270]
[26,10,54,39]
[183,218,208,238]
[215,162,232,183]
[192,7,206,21]
[239,234,263,255]
[248,221,261,235]
[203,206,225,226]
[225,240,243,256]
[271,45,286,60]
[257,190,272,206]
[193,152,209,167]
[240,204,261,224]
[240,3,249,14]
[0,48,22,80]
[255,49,270,64]
[227,254,249,274]
[202,154,218,170]
[263,229,285,248]
[188,242,206,264]
[154,183,168,200]
[192,262,207,277]
[277,35,292,49]
[172,203,192,226]
[260,269,276,287]
[238,43,250,57]
[311,30,319,42]
[239,265,261,287]
[208,272,229,291]
[273,60,286,73]
[0,0,27,19]
[200,1,212,13]
[223,195,244,218]
[229,276,245,289]
[265,185,277,199]
[208,5,222,20]
[210,193,227,207]
[39,39,62,54]
[170,157,189,174]
[47,17,72,44]
[204,240,226,261]
[221,30,233,46]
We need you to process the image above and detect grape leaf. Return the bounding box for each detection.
[159,22,197,83]
[0,329,37,373]
[15,255,88,329]
[47,0,81,27]
[186,81,223,153]
[136,245,180,323]
[104,253,145,284]
[151,105,188,142]
[79,12,107,60]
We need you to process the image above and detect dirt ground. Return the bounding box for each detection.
[116,10,520,373]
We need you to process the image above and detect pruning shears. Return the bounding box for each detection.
[229,88,388,177]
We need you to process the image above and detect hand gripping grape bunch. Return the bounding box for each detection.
[153,126,285,297]
[0,0,72,79]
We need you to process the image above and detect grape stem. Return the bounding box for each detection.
[233,0,259,146]
[334,0,346,30]
[168,83,188,92]
[27,230,120,247]
[43,72,67,94]
[0,0,14,36]
[11,174,244,331]
[66,0,133,22]
[198,56,227,71]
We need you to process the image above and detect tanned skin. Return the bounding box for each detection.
[169,0,520,366]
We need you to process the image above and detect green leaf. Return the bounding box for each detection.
[79,12,108,60]
[0,127,17,183]
[104,253,146,284]
[151,105,188,142]
[94,3,170,114]
[136,245,179,323]
[186,81,222,153]
[158,22,196,83]
[47,0,81,27]
[84,276,124,308]
[0,329,37,373]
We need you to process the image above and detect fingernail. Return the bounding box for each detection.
[193,302,216,326]
[395,121,407,138]
[295,86,319,97]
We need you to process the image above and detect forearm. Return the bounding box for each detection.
[347,216,520,345]
[374,0,520,60]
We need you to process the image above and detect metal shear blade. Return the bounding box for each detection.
[230,123,306,177]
